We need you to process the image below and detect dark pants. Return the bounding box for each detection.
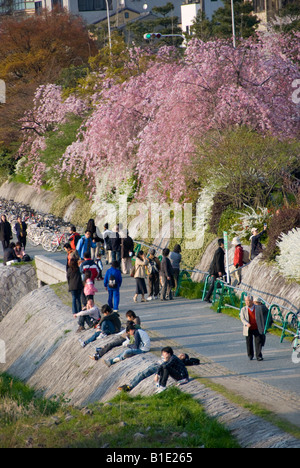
[95,336,126,358]
[246,329,263,359]
[149,273,160,297]
[71,290,82,315]
[161,277,173,300]
[173,268,180,292]
[17,235,27,249]
[78,314,97,328]
[158,365,187,387]
[1,239,9,252]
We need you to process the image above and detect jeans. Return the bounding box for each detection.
[108,288,120,310]
[111,250,121,265]
[130,364,159,389]
[71,290,82,315]
[116,348,146,361]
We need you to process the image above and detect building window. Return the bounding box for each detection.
[78,0,111,10]
[35,1,42,12]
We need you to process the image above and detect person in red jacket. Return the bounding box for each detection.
[232,237,244,285]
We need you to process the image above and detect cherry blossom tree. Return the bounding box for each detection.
[20,33,300,202]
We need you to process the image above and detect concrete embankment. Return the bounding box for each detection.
[0,264,37,321]
[1,284,300,448]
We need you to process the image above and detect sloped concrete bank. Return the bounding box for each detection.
[0,286,300,448]
[0,264,37,321]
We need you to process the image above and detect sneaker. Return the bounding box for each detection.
[118,385,132,392]
[96,333,107,339]
[146,296,153,301]
[78,338,86,348]
[156,385,166,393]
[176,378,189,386]
[104,359,112,367]
[89,354,98,361]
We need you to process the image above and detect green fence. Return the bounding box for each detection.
[200,274,300,343]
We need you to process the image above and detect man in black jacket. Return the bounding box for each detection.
[0,214,12,253]
[204,238,225,303]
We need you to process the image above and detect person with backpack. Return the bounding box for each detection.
[76,230,96,260]
[146,248,160,301]
[68,226,81,251]
[104,260,122,312]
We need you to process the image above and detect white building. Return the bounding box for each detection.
[181,0,223,35]
[33,0,184,24]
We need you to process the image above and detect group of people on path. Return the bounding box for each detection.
[0,214,31,265]
[132,245,182,303]
[204,223,269,362]
[65,219,183,328]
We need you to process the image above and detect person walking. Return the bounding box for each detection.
[203,238,226,303]
[146,248,160,301]
[15,216,27,249]
[67,257,84,315]
[240,295,267,361]
[120,229,134,274]
[104,260,122,311]
[160,248,174,301]
[232,237,243,285]
[0,214,12,253]
[250,225,267,260]
[133,250,149,303]
[76,230,97,260]
[169,244,182,293]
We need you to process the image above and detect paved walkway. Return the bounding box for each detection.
[24,244,300,432]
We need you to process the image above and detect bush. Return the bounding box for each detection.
[263,207,300,261]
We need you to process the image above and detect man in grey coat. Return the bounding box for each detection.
[240,295,267,361]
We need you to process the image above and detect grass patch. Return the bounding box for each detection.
[0,373,240,448]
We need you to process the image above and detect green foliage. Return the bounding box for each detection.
[178,279,204,299]
[275,1,300,33]
[211,0,260,39]
[193,127,300,209]
[56,65,90,97]
[263,206,300,261]
[0,372,60,427]
[0,377,240,448]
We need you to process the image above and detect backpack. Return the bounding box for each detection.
[70,233,81,250]
[108,274,117,289]
[147,259,158,276]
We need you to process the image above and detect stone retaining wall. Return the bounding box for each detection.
[0,264,37,321]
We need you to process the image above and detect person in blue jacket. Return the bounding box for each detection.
[104,260,122,311]
[76,230,96,260]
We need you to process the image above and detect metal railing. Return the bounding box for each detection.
[133,240,300,343]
